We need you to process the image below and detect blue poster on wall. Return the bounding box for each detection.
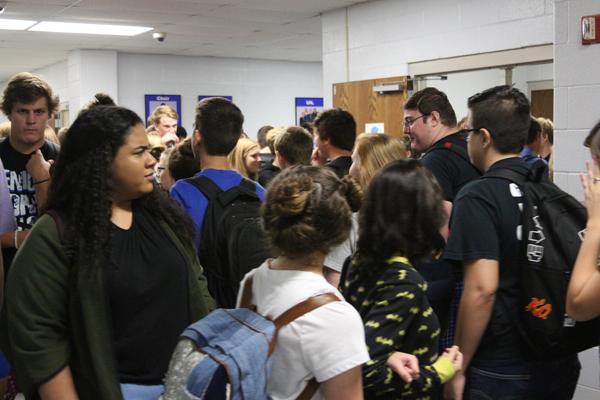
[145,94,181,126]
[295,97,324,126]
[198,95,233,102]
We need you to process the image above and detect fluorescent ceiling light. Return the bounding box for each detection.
[0,19,37,30]
[29,21,153,36]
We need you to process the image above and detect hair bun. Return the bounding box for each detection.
[94,93,116,106]
[269,175,314,218]
[340,175,363,212]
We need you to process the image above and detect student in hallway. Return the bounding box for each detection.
[238,165,368,400]
[1,105,214,399]
[313,108,357,178]
[444,86,580,399]
[344,159,462,399]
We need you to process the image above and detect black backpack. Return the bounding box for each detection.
[186,176,271,308]
[425,135,481,184]
[485,166,600,359]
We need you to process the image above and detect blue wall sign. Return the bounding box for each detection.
[295,97,324,126]
[145,94,182,126]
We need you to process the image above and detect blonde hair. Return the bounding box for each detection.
[537,117,554,144]
[266,127,285,154]
[150,105,178,126]
[228,138,260,179]
[0,121,10,138]
[355,133,408,188]
[44,125,59,144]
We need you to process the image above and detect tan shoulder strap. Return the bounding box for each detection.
[273,292,340,329]
[239,276,255,310]
[296,378,319,400]
[268,292,340,357]
[277,292,338,400]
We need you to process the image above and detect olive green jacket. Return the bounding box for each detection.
[1,214,215,399]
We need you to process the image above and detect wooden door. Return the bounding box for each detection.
[332,76,409,137]
[531,89,553,120]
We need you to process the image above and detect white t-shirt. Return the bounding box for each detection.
[324,213,358,273]
[237,261,369,400]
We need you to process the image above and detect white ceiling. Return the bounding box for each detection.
[0,0,370,82]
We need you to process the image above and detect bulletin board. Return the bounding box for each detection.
[144,94,182,125]
[295,97,323,126]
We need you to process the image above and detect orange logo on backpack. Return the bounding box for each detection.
[525,297,552,320]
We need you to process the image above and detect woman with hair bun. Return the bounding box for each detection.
[344,159,462,398]
[1,105,214,399]
[237,165,369,400]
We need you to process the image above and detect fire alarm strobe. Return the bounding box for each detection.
[582,15,600,45]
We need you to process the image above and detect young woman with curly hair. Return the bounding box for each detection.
[237,165,369,400]
[343,159,462,399]
[1,106,214,400]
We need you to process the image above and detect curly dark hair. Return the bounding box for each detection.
[45,106,194,284]
[262,166,361,258]
[584,119,600,148]
[169,138,200,180]
[354,159,445,277]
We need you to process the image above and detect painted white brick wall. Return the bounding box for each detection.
[554,0,600,198]
[554,1,600,395]
[321,0,553,107]
[117,53,323,138]
[68,50,118,118]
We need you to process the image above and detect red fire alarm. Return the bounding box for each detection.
[582,15,600,45]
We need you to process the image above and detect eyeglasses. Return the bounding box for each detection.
[404,114,429,128]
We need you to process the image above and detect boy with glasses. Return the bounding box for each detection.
[403,88,481,353]
[444,86,580,399]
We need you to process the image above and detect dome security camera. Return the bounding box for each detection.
[0,2,6,14]
[153,32,167,42]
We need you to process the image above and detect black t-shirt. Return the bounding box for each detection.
[0,138,60,268]
[444,157,529,365]
[422,133,481,202]
[105,205,190,384]
[326,156,352,178]
[258,161,280,188]
[259,152,274,171]
[419,133,480,338]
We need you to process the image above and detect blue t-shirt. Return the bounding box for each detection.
[170,169,266,246]
[520,147,549,175]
